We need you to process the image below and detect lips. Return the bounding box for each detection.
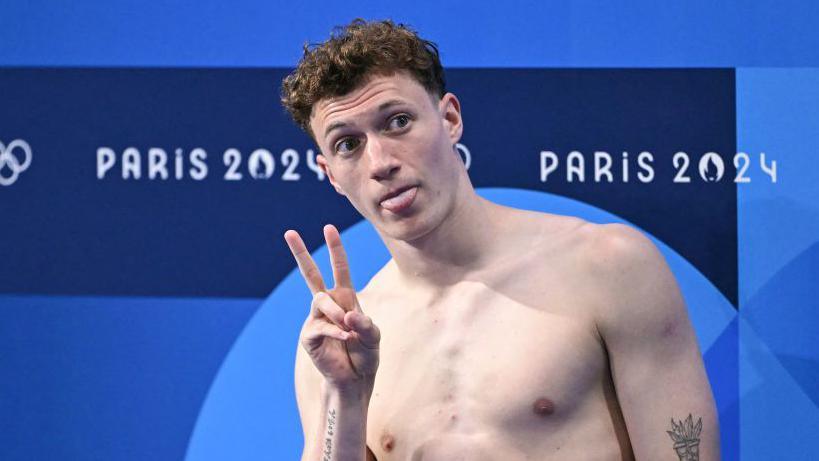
[379,185,418,214]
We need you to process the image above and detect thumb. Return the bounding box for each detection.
[344,310,380,349]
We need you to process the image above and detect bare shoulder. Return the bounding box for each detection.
[502,212,669,305]
[501,210,663,285]
[502,205,587,235]
[576,221,669,289]
[576,222,689,337]
[494,205,590,254]
[580,221,659,263]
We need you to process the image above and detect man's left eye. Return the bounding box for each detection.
[388,114,411,130]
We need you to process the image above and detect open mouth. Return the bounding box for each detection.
[379,186,418,214]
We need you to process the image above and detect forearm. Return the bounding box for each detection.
[306,380,372,461]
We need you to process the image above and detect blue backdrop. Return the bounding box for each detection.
[1,2,817,460]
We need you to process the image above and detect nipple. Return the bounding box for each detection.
[532,397,556,416]
[380,433,396,452]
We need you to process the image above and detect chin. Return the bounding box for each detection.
[375,208,446,244]
[384,223,430,243]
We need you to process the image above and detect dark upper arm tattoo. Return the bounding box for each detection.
[667,414,703,461]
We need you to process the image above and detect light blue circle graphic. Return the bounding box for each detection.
[185,188,736,460]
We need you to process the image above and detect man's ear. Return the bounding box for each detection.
[439,93,463,145]
[316,153,346,195]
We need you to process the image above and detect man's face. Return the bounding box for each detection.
[310,71,464,242]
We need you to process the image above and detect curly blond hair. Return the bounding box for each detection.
[281,18,446,136]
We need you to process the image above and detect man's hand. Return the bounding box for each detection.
[285,224,381,389]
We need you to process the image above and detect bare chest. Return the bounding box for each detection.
[363,273,610,458]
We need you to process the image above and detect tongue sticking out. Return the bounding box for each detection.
[380,187,417,213]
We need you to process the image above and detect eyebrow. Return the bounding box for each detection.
[323,99,410,139]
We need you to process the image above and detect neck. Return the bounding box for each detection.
[379,185,505,289]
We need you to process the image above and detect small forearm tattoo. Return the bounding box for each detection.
[667,414,702,461]
[323,408,337,461]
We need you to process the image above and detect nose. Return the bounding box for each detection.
[365,135,400,180]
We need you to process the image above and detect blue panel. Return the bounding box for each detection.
[0,68,738,303]
[703,318,739,461]
[739,317,819,460]
[1,1,818,67]
[742,244,819,406]
[736,69,819,307]
[736,69,819,451]
[0,295,259,461]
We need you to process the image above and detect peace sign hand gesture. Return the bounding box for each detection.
[285,224,381,389]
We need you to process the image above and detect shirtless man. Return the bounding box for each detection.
[281,19,719,460]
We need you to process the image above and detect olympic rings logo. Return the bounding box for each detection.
[0,139,32,186]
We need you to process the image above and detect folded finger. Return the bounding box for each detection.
[344,311,380,349]
[311,292,348,330]
[302,321,350,350]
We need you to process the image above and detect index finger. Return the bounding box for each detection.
[284,229,326,295]
[323,224,353,289]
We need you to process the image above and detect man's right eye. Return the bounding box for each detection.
[335,137,360,154]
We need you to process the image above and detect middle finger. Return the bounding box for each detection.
[323,224,353,289]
